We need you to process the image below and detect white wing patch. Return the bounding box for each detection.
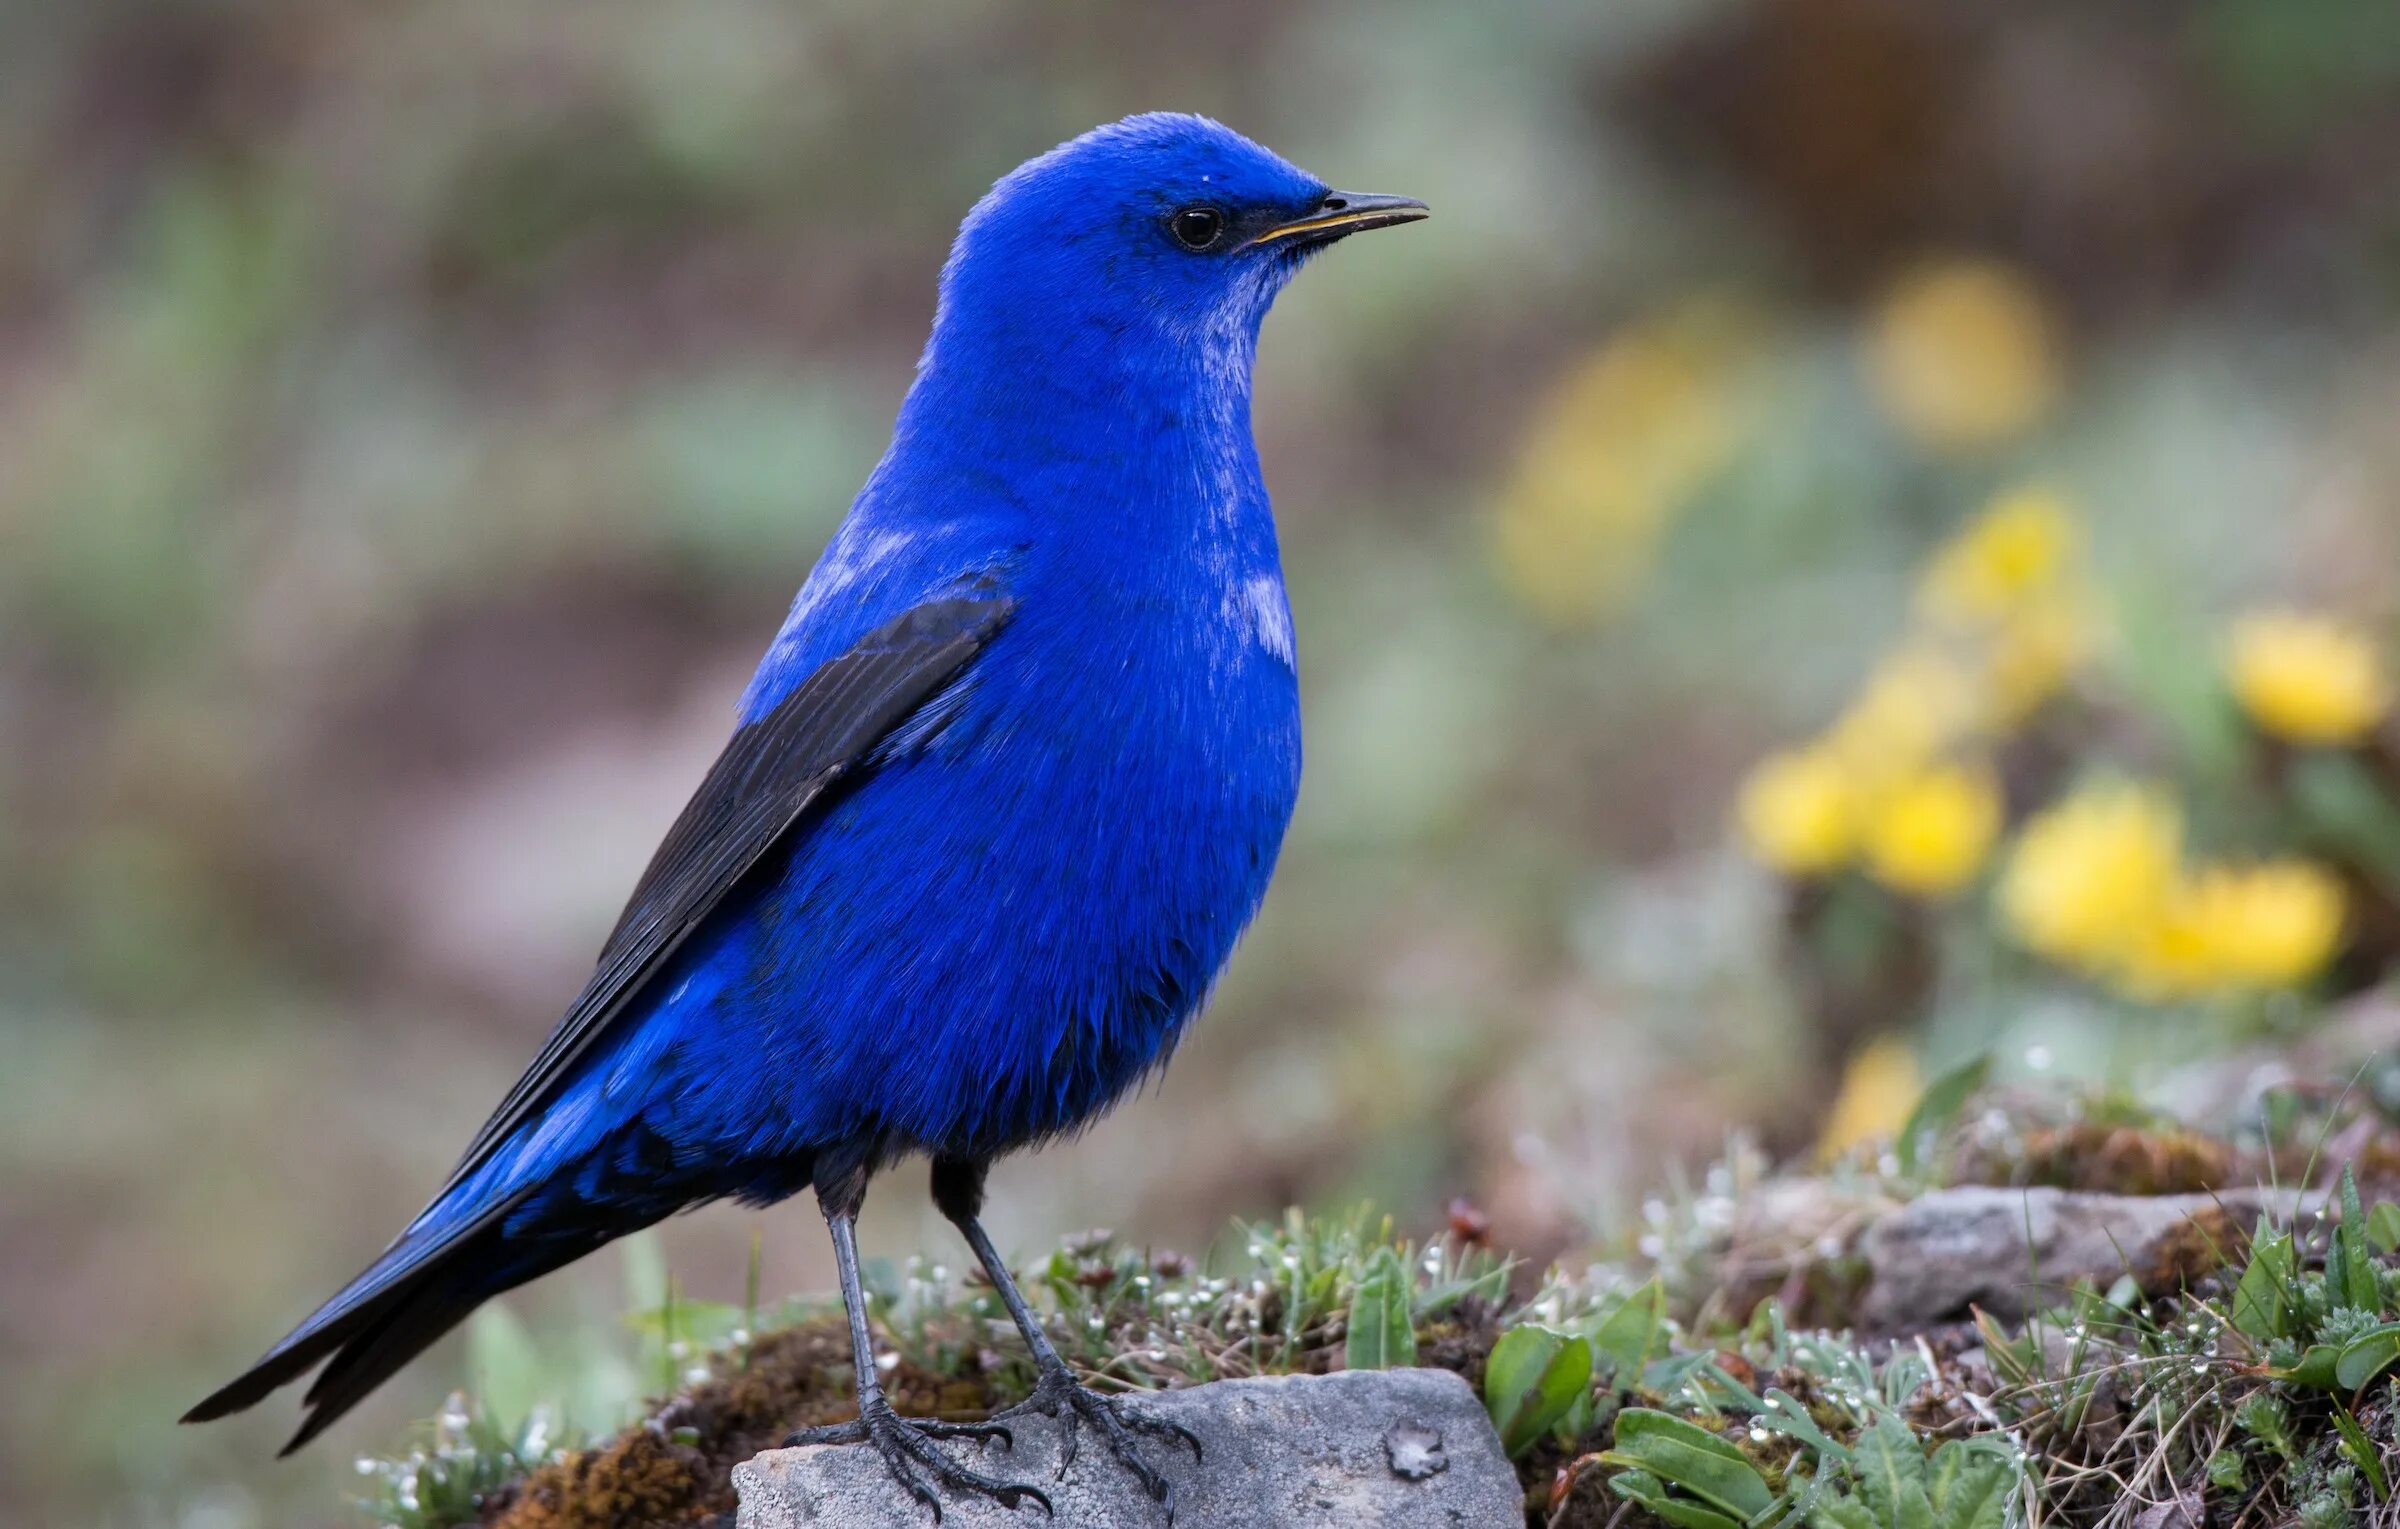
[1240,572,1295,666]
[787,528,910,628]
[740,526,917,720]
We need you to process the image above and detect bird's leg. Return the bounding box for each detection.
[783,1157,1050,1521]
[932,1156,1201,1519]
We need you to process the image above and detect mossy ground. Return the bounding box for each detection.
[481,1323,974,1528]
[477,1309,1514,1528]
[366,1087,2400,1529]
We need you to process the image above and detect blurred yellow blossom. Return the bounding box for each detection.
[2002,775,2345,998]
[1867,258,2063,453]
[2225,611,2389,747]
[1917,487,2081,628]
[1998,781,2182,970]
[1737,746,1857,875]
[2125,861,2346,998]
[1825,645,1984,776]
[1816,1034,1921,1159]
[2121,885,2223,1001]
[1491,458,1673,628]
[1492,298,1752,625]
[1736,483,2112,907]
[2191,860,2345,989]
[1908,487,2104,729]
[1985,592,2099,725]
[1861,761,2001,898]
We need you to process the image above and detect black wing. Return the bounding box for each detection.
[431,592,1015,1202]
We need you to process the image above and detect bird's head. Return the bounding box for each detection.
[930,113,1426,364]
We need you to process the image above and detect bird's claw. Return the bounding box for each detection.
[1001,1371,1198,1522]
[783,1404,1047,1521]
[782,1415,1015,1452]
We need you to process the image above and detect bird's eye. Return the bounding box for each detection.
[1168,205,1226,251]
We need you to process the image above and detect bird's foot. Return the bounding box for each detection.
[783,1403,1049,1522]
[998,1368,1201,1522]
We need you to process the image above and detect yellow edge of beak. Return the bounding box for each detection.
[1252,209,1403,245]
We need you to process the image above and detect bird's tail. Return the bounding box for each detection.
[182,1187,639,1454]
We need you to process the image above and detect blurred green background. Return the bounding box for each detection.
[6,0,2400,1522]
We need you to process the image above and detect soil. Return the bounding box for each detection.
[481,1323,1004,1528]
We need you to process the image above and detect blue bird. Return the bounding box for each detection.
[186,113,1425,1517]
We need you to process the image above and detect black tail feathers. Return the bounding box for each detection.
[182,1191,604,1453]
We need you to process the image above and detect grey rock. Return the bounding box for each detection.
[1860,1184,2314,1329]
[733,1368,1523,1529]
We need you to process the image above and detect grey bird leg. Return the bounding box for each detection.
[784,1156,1050,1522]
[931,1156,1202,1521]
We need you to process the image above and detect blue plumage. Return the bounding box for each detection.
[189,113,1425,1513]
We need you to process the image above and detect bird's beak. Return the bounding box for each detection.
[1251,191,1430,248]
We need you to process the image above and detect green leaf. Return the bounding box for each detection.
[1697,1360,1766,1412]
[1609,1469,1745,1529]
[1971,1308,2042,1385]
[2369,1202,2400,1255]
[1759,1388,1852,1464]
[1891,1484,1938,1529]
[1556,1387,1596,1444]
[2206,1448,2247,1492]
[1897,1052,1989,1177]
[621,1296,744,1345]
[2291,751,2400,895]
[1926,1441,2013,1529]
[1642,1349,1714,1396]
[1809,1500,1880,1529]
[1418,1258,1511,1316]
[2342,1167,2381,1312]
[1344,1246,1416,1372]
[1605,1409,1776,1518]
[465,1304,547,1428]
[2334,1401,2391,1500]
[2334,1323,2400,1390]
[2231,1229,2296,1340]
[1852,1417,1933,1527]
[2276,1344,2344,1390]
[1644,1499,1746,1529]
[1923,1439,1969,1506]
[1484,1326,1594,1458]
[1592,1278,1668,1385]
[2236,1393,2297,1458]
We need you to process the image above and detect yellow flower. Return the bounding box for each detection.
[1491,455,1676,626]
[1985,592,2099,726]
[1917,488,2082,628]
[1491,299,1749,625]
[1867,258,2063,453]
[1862,761,2002,898]
[1737,746,1857,875]
[2225,611,2390,747]
[2120,887,2223,1001]
[2123,861,2347,998]
[1825,645,1984,776]
[1999,781,2182,969]
[1817,1035,1922,1160]
[2198,861,2346,989]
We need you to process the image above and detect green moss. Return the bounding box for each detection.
[483,1321,1011,1528]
